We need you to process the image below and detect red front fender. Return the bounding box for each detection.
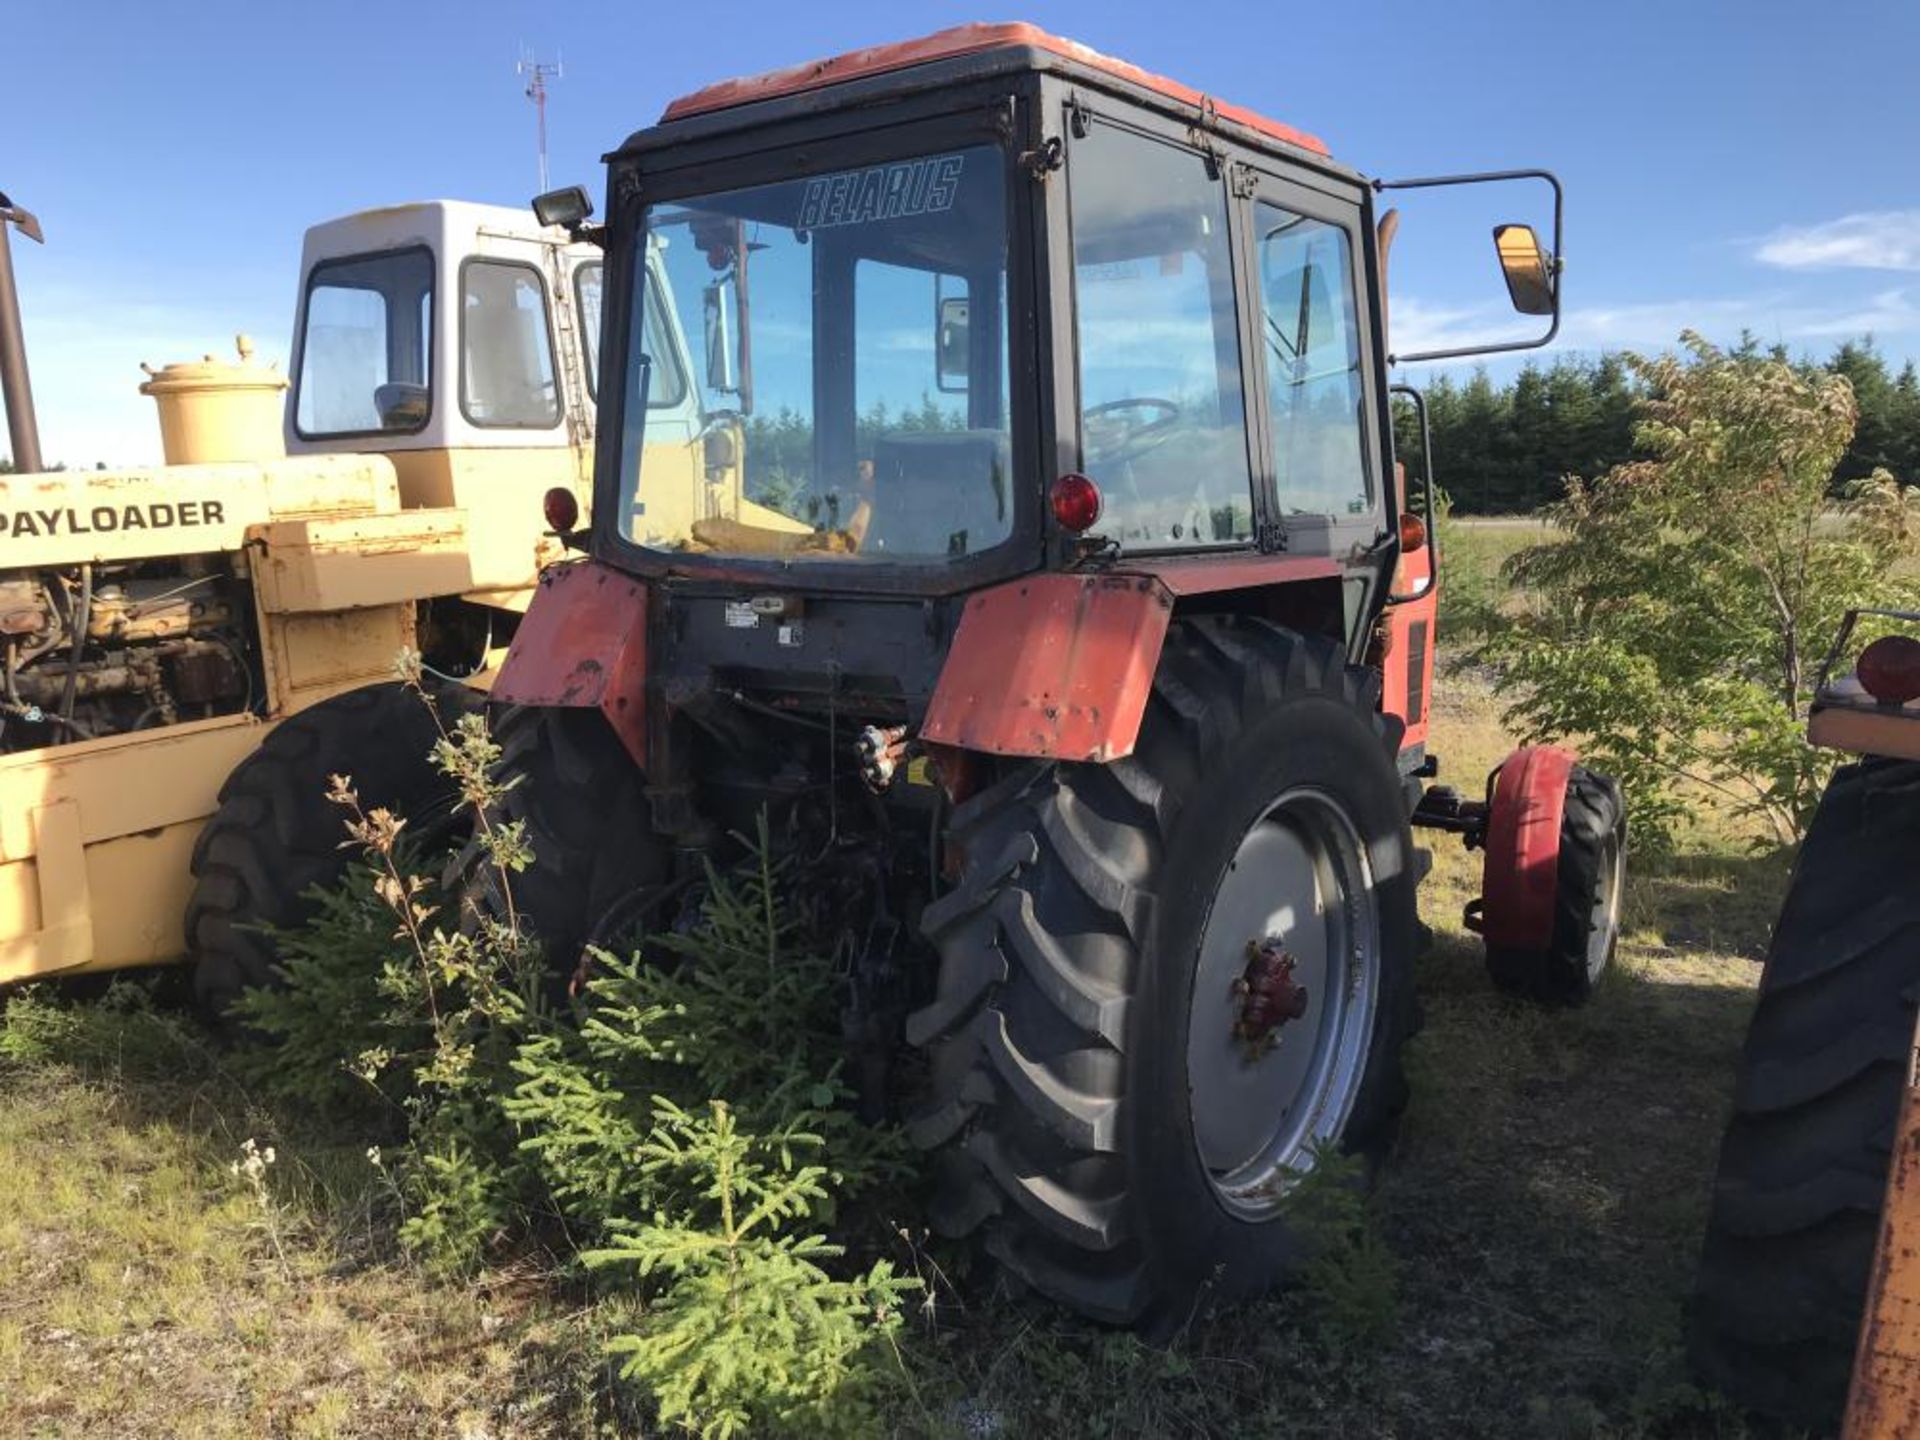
[1473,744,1575,952]
[491,559,648,765]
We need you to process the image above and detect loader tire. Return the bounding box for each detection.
[1485,765,1627,1005]
[187,680,477,1020]
[1689,758,1920,1430]
[909,616,1419,1329]
[461,705,667,972]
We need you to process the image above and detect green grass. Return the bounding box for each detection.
[0,990,606,1439]
[0,660,1787,1438]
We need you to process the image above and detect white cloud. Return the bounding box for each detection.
[1389,288,1920,370]
[1755,211,1920,273]
[1789,288,1920,337]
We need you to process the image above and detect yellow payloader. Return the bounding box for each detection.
[0,191,602,1013]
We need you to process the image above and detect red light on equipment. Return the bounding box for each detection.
[543,486,580,533]
[1050,472,1102,533]
[1857,634,1920,706]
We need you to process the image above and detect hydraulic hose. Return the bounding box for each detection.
[59,563,91,731]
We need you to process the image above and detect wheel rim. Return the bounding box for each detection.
[1585,830,1626,981]
[1185,787,1382,1219]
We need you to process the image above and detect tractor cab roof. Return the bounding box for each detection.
[623,22,1331,164]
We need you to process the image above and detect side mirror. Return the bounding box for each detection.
[1494,224,1556,316]
[936,295,970,393]
[532,185,594,233]
[702,280,739,394]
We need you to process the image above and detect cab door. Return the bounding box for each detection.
[1231,168,1386,565]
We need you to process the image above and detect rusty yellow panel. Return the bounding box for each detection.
[0,714,265,863]
[1810,707,1920,764]
[386,447,586,594]
[268,605,416,713]
[1844,1017,1920,1439]
[0,716,269,983]
[77,824,204,974]
[0,454,400,569]
[251,508,475,613]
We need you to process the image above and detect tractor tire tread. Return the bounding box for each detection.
[1689,758,1920,1430]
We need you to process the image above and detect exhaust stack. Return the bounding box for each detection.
[0,191,46,475]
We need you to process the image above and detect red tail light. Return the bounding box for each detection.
[1857,635,1920,705]
[543,486,580,533]
[1050,472,1102,533]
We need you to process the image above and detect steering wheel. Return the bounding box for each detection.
[1082,397,1182,465]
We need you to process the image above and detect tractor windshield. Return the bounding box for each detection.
[615,144,1014,563]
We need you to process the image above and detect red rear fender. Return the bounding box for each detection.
[491,560,648,766]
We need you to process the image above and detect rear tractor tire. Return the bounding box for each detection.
[186,679,478,1020]
[1689,758,1920,1431]
[462,705,669,973]
[909,616,1420,1328]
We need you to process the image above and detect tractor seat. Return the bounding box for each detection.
[862,430,1012,558]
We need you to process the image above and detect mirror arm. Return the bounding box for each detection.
[1372,167,1563,365]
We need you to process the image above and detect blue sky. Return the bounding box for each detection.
[6,0,1918,466]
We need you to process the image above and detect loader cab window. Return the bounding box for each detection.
[460,259,561,428]
[576,261,604,397]
[294,247,434,437]
[1068,122,1254,549]
[1255,206,1370,518]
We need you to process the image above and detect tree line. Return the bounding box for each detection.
[1395,335,1920,514]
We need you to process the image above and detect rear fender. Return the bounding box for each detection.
[920,556,1342,763]
[490,559,648,765]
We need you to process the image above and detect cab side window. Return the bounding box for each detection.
[1069,122,1254,548]
[1255,205,1370,518]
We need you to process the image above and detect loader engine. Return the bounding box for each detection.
[0,558,253,751]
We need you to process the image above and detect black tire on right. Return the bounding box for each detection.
[463,705,667,969]
[1689,758,1920,1430]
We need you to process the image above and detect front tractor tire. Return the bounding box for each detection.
[910,616,1419,1327]
[1483,763,1627,1006]
[1689,758,1920,1430]
[186,680,476,1019]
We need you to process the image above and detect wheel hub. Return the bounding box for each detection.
[1233,938,1310,1059]
[1185,788,1382,1218]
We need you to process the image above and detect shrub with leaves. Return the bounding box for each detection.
[584,1098,915,1439]
[242,657,915,1433]
[1486,331,1920,846]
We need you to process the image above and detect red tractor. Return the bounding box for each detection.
[484,24,1628,1327]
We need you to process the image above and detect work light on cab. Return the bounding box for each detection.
[543,486,580,534]
[1050,472,1101,533]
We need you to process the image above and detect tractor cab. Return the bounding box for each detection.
[590,29,1396,594]
[286,200,601,602]
[522,23,1560,782]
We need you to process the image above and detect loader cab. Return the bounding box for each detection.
[286,200,605,602]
